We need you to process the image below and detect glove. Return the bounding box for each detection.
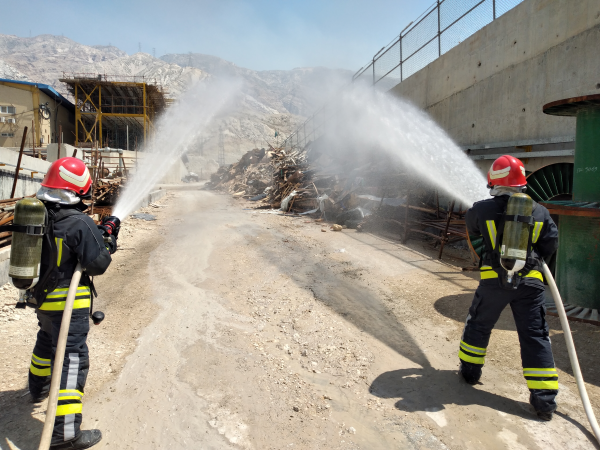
[100,216,121,239]
[104,234,117,255]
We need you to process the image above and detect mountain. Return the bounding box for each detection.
[0,60,30,81]
[0,34,127,92]
[0,34,352,170]
[161,53,351,118]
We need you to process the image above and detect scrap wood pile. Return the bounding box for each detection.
[92,179,123,206]
[207,144,479,263]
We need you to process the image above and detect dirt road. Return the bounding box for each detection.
[2,189,600,449]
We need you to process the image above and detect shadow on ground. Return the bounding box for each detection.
[369,367,599,447]
[0,388,44,450]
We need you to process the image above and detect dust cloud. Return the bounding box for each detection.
[317,83,489,206]
[113,78,242,220]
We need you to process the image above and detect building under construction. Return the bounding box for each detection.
[59,73,169,149]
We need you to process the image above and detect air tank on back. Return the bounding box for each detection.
[500,193,533,283]
[9,198,46,289]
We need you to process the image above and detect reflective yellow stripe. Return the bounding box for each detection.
[46,287,90,299]
[58,389,84,401]
[524,270,544,282]
[532,222,543,244]
[58,395,83,401]
[56,403,83,416]
[523,370,558,377]
[460,340,486,355]
[32,353,51,366]
[59,389,84,395]
[526,379,559,390]
[55,238,63,267]
[39,298,91,311]
[486,220,497,249]
[459,350,485,364]
[30,364,51,376]
[480,269,499,279]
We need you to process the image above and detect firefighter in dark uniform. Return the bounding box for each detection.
[27,157,120,449]
[459,155,559,421]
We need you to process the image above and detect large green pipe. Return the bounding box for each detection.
[572,108,600,202]
[544,97,600,310]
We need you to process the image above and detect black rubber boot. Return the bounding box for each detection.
[537,410,553,421]
[530,391,557,421]
[459,362,481,385]
[50,430,102,449]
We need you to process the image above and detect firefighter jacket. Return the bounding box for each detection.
[466,195,558,289]
[31,202,114,312]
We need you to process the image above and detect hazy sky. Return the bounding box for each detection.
[3,0,428,71]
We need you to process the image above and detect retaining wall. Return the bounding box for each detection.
[389,0,600,149]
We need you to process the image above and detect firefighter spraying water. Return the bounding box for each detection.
[3,157,119,449]
[459,155,560,420]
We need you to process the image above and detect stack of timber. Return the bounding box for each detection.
[207,143,479,263]
[92,179,123,207]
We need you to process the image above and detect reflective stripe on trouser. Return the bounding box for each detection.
[29,330,53,393]
[38,286,91,311]
[523,367,559,390]
[459,284,557,410]
[31,309,90,444]
[458,340,486,365]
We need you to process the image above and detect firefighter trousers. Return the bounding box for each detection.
[459,284,558,413]
[29,309,90,445]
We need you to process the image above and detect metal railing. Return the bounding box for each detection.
[284,0,524,151]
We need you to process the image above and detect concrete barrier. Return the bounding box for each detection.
[0,147,51,199]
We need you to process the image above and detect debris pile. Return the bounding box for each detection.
[207,143,479,263]
[92,179,123,206]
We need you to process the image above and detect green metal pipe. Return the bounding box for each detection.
[573,108,600,202]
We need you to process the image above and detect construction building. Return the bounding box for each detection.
[0,78,75,149]
[59,73,168,150]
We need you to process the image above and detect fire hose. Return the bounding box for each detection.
[541,261,600,444]
[38,263,83,450]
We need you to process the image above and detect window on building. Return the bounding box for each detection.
[1,133,15,137]
[0,106,16,114]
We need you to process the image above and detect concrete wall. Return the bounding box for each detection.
[0,147,50,199]
[160,158,188,184]
[390,0,600,149]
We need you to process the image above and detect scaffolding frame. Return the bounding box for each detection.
[59,73,168,149]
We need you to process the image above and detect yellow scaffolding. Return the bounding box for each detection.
[59,74,168,149]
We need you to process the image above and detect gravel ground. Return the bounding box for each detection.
[1,189,599,450]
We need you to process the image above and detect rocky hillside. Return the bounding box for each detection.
[0,34,351,167]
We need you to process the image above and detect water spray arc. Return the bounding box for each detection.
[112,79,241,220]
[321,84,489,207]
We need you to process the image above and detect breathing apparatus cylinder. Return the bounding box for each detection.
[9,198,46,290]
[500,193,533,283]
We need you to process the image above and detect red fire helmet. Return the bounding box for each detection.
[41,157,92,195]
[487,155,527,187]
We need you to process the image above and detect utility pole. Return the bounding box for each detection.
[138,42,142,53]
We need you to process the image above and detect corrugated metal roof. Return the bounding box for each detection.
[0,78,74,112]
